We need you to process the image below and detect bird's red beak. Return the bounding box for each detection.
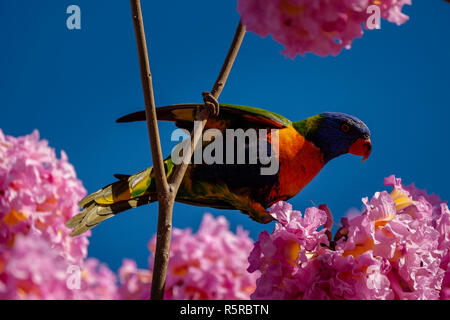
[349,137,372,162]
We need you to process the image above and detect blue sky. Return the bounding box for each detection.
[1,1,449,271]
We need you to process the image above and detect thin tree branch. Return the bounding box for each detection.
[168,20,246,189]
[152,19,245,299]
[210,20,246,98]
[130,0,169,195]
[154,20,246,299]
[129,0,246,300]
[167,109,209,189]
[130,0,173,301]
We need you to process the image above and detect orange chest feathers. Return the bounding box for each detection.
[270,126,325,200]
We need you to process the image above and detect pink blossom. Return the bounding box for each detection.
[3,129,448,300]
[73,258,119,300]
[249,202,330,299]
[336,184,445,299]
[248,176,449,300]
[293,251,393,300]
[0,130,118,300]
[0,234,70,299]
[152,214,258,300]
[0,129,88,265]
[0,234,118,299]
[237,0,411,57]
[118,259,151,300]
[436,204,450,299]
[118,214,258,300]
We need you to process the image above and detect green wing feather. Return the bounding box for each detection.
[116,103,292,130]
[68,104,288,236]
[67,159,175,236]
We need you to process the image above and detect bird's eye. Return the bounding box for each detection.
[341,123,351,133]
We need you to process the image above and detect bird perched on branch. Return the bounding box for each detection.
[67,104,371,236]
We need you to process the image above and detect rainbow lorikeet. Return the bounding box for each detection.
[67,104,371,236]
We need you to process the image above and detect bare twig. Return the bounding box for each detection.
[130,0,169,196]
[169,21,246,189]
[129,0,246,300]
[210,21,246,98]
[130,0,173,301]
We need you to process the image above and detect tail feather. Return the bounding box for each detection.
[67,167,157,236]
[113,174,132,181]
[78,189,102,208]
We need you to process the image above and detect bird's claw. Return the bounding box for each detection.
[202,91,220,117]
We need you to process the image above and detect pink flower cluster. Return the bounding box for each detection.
[0,130,117,299]
[0,130,257,299]
[0,234,118,299]
[248,175,450,300]
[119,214,259,300]
[3,129,449,300]
[237,0,411,57]
[0,130,87,264]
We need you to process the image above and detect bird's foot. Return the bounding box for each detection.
[202,91,220,117]
[242,202,276,224]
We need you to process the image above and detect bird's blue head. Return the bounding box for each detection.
[294,112,372,163]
